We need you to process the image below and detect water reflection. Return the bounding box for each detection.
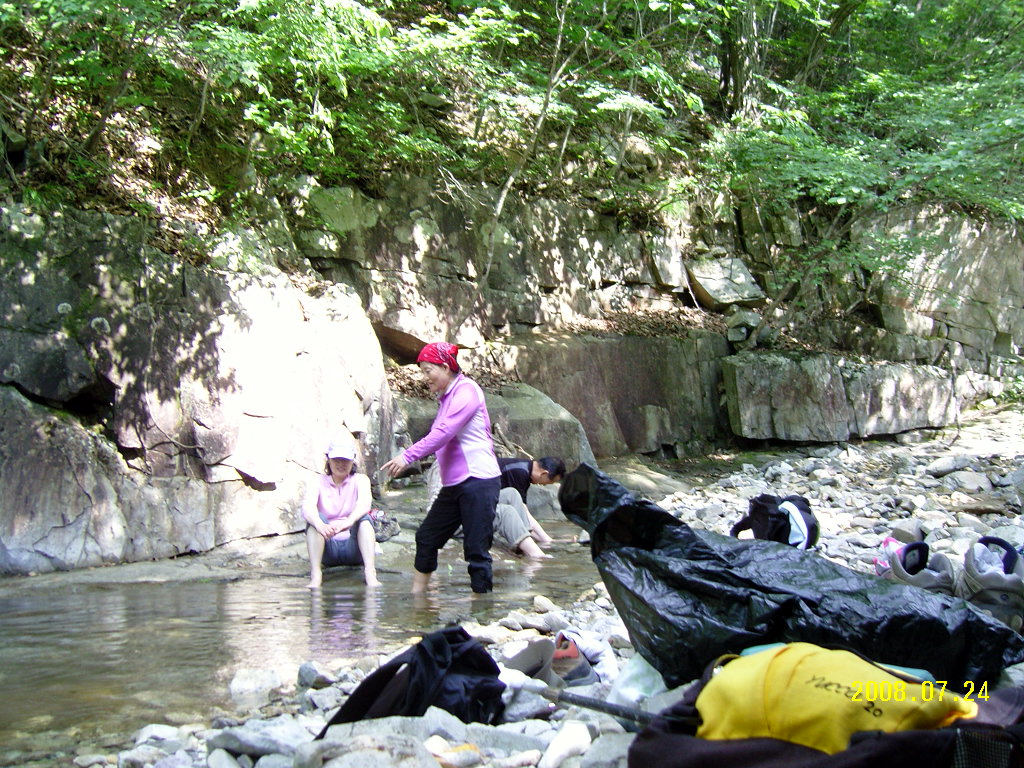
[308,587,384,659]
[0,522,596,761]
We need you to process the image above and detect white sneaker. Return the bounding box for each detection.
[954,536,1024,631]
[874,537,956,596]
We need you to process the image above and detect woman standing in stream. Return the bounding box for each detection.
[380,342,501,594]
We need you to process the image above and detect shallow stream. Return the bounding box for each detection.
[0,521,599,763]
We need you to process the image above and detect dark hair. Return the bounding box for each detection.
[536,456,566,481]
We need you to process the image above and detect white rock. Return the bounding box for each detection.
[116,744,170,768]
[207,748,243,768]
[135,723,181,747]
[539,720,592,768]
[229,668,285,710]
[206,715,313,757]
[534,595,560,613]
[436,744,484,768]
[926,455,970,477]
[423,734,452,755]
[489,750,544,768]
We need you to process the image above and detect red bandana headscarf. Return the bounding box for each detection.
[417,342,460,373]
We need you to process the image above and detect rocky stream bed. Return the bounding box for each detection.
[12,403,1024,768]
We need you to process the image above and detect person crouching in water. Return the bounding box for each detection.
[302,434,380,588]
[494,455,566,558]
[381,342,500,594]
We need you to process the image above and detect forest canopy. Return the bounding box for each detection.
[1,0,1022,240]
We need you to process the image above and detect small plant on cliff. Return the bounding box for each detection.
[998,376,1024,406]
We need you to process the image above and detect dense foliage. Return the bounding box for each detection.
[1,0,1021,257]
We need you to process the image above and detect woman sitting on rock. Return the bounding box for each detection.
[302,433,380,589]
[381,342,501,594]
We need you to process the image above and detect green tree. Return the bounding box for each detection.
[1,0,1020,280]
[690,0,1022,340]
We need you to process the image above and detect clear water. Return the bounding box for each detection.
[0,522,599,763]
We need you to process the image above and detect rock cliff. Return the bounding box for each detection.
[1,185,1022,573]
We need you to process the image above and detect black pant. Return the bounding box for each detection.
[415,475,499,593]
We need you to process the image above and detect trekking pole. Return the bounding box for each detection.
[534,684,658,725]
[512,676,700,728]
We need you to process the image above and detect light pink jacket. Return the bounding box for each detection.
[401,374,499,486]
[302,472,371,540]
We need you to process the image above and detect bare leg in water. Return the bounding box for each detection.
[517,535,551,559]
[412,570,431,593]
[356,519,381,587]
[305,526,327,589]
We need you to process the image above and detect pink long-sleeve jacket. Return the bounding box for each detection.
[401,374,500,486]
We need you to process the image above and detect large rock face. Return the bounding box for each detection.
[282,176,728,346]
[722,351,972,441]
[833,206,1024,374]
[0,205,400,573]
[0,205,604,573]
[3,185,1023,573]
[286,178,1024,386]
[489,332,733,458]
[2,386,224,572]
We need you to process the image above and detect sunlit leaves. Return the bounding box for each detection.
[2,0,1021,232]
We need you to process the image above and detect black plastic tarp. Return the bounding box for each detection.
[559,463,1024,688]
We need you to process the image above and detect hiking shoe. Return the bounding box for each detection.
[872,536,904,579]
[874,537,956,596]
[955,536,1024,632]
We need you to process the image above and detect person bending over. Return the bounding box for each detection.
[381,342,501,594]
[494,456,566,557]
[302,434,380,588]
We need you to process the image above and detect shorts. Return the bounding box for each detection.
[321,514,370,567]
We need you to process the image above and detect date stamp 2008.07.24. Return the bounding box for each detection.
[850,679,989,705]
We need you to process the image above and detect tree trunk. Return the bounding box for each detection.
[719,0,758,117]
[793,0,867,87]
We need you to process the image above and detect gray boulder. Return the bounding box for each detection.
[293,734,438,768]
[499,332,732,458]
[687,257,766,310]
[491,382,596,467]
[723,351,963,442]
[722,352,852,441]
[844,362,956,436]
[206,715,313,757]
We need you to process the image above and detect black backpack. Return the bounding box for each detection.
[630,708,1024,768]
[315,626,505,738]
[730,494,819,549]
[629,663,1024,768]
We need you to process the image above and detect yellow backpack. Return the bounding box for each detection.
[695,642,979,754]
